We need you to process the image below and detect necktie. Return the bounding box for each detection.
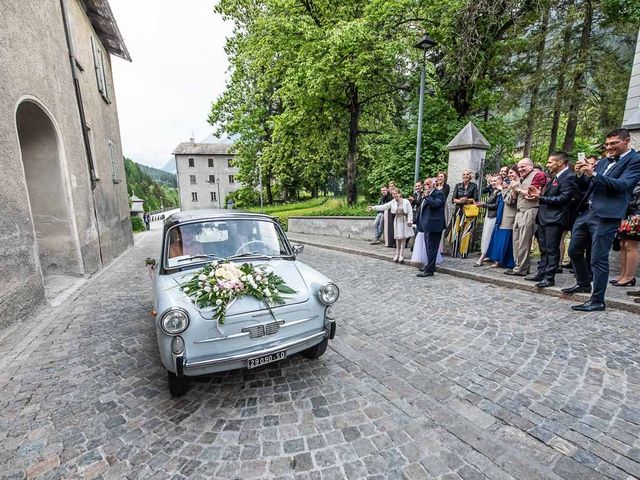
[608,156,620,164]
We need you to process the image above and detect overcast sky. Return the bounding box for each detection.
[109,0,232,169]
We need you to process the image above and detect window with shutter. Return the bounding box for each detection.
[188,158,195,167]
[191,192,198,202]
[190,175,197,184]
[92,37,109,102]
[210,192,217,201]
[228,175,235,183]
[108,140,119,183]
[208,158,214,168]
[209,174,215,183]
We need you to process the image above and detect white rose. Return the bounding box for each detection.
[183,287,189,293]
[198,274,207,281]
[213,285,219,292]
[208,270,215,277]
[264,288,271,297]
[215,299,222,305]
[198,282,203,287]
[204,286,212,293]
[241,275,247,282]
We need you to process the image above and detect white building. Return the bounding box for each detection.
[623,30,640,147]
[173,140,240,210]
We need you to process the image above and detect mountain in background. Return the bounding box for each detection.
[138,162,177,188]
[161,158,176,173]
[124,158,179,212]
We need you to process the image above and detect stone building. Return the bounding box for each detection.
[173,140,240,210]
[623,30,640,148]
[0,0,133,327]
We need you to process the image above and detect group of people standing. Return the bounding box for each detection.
[369,128,640,311]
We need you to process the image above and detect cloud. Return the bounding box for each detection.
[109,0,233,168]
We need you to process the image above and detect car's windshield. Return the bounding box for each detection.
[164,218,290,268]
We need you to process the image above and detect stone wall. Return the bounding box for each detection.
[288,216,376,241]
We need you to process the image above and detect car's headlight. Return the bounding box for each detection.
[319,283,339,305]
[160,308,190,335]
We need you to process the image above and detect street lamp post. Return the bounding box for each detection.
[414,34,437,183]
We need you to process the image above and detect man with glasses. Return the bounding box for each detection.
[562,129,640,311]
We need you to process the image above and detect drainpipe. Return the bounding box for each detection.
[59,0,104,267]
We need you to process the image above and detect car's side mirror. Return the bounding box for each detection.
[293,245,304,255]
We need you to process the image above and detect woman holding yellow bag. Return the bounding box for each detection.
[447,170,479,258]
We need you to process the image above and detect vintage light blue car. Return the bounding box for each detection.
[149,210,338,396]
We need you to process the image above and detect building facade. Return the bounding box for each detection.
[173,141,240,210]
[0,0,133,327]
[623,30,640,147]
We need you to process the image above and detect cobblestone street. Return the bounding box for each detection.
[2,227,640,480]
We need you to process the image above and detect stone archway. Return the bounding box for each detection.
[15,100,83,285]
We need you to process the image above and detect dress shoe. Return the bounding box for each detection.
[525,274,545,282]
[609,279,620,285]
[571,300,605,312]
[416,271,434,277]
[561,262,572,269]
[504,270,527,277]
[535,279,555,288]
[626,290,640,297]
[556,267,563,274]
[369,240,381,245]
[561,284,591,294]
[474,262,482,267]
[399,257,405,264]
[612,278,636,287]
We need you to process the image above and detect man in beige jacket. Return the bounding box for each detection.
[504,158,548,276]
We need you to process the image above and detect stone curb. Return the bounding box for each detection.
[288,235,640,315]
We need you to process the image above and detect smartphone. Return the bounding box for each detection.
[577,152,586,162]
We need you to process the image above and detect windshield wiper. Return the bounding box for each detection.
[176,254,223,263]
[225,251,272,261]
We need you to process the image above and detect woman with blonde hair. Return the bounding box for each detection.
[368,187,414,262]
[447,169,479,258]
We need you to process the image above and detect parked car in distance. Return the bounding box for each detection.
[148,210,339,396]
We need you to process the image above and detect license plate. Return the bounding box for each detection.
[247,350,286,369]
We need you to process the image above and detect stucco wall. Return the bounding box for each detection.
[176,153,240,209]
[288,216,376,241]
[0,0,132,328]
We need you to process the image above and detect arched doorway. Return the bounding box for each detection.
[16,100,83,287]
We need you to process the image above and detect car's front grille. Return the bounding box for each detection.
[242,320,285,339]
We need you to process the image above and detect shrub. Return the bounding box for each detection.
[131,216,146,232]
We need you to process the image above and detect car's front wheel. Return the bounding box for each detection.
[302,338,328,359]
[167,370,189,397]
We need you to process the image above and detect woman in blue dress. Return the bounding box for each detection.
[487,168,519,268]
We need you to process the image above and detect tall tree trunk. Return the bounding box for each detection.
[523,7,550,159]
[562,0,593,153]
[266,170,273,204]
[548,0,575,154]
[346,83,360,205]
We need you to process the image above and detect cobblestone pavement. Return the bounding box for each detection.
[1,228,640,479]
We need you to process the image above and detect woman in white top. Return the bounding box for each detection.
[368,187,414,263]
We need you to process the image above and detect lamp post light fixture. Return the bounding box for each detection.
[414,33,437,183]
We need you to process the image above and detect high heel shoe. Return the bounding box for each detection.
[399,256,404,264]
[609,279,621,285]
[613,278,636,287]
[392,255,399,262]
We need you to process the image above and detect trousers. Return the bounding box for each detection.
[568,211,619,303]
[512,208,538,273]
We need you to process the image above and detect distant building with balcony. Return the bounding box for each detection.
[173,139,239,210]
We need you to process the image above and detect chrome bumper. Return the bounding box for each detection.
[173,329,328,376]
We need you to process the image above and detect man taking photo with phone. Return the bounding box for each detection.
[563,129,640,311]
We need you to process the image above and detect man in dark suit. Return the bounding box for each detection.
[562,129,640,311]
[525,151,577,288]
[417,178,446,278]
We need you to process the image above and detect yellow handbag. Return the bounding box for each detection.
[463,204,479,218]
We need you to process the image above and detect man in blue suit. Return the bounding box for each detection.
[562,129,640,311]
[417,178,446,278]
